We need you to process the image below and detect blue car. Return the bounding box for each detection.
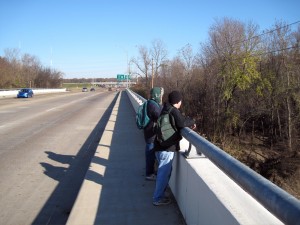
[17,88,34,98]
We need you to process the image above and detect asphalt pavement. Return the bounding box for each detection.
[67,90,185,225]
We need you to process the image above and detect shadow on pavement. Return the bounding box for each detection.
[33,93,119,225]
[86,92,185,225]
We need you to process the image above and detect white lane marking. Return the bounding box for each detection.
[45,94,94,112]
[0,111,16,113]
[0,93,103,130]
[46,107,60,112]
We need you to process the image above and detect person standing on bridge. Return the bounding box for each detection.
[152,90,196,206]
[143,87,164,181]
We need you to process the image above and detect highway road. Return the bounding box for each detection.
[0,90,119,225]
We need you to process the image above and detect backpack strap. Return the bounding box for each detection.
[166,107,177,132]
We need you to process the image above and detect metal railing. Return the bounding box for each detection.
[127,89,300,225]
[181,128,300,225]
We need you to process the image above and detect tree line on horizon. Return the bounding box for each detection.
[0,49,126,89]
[0,48,64,89]
[63,77,118,83]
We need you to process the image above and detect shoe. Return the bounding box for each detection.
[152,197,171,206]
[145,174,156,181]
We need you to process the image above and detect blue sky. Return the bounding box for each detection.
[0,0,299,79]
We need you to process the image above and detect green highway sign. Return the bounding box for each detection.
[117,74,131,80]
[117,74,124,80]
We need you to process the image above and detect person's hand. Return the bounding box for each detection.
[191,124,196,130]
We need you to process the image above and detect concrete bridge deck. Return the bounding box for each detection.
[67,91,185,225]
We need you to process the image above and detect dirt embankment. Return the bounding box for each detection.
[223,138,300,200]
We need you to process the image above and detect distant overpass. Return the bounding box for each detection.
[91,81,136,87]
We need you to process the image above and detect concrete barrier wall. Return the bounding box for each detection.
[0,88,67,97]
[126,89,284,225]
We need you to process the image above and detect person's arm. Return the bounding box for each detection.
[172,108,195,129]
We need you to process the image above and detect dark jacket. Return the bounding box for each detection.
[154,102,195,152]
[143,99,162,143]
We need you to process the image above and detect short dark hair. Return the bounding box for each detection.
[168,91,182,104]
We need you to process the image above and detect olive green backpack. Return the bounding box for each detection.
[156,107,182,147]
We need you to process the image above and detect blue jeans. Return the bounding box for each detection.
[145,142,156,176]
[153,151,174,202]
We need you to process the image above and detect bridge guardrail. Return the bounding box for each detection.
[126,88,300,225]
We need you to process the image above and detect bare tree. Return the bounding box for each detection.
[21,54,41,88]
[195,18,263,145]
[176,44,195,96]
[131,45,151,89]
[4,48,23,87]
[131,39,168,91]
[150,39,168,86]
[261,21,300,151]
[4,48,21,64]
[1,49,63,89]
[0,57,13,88]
